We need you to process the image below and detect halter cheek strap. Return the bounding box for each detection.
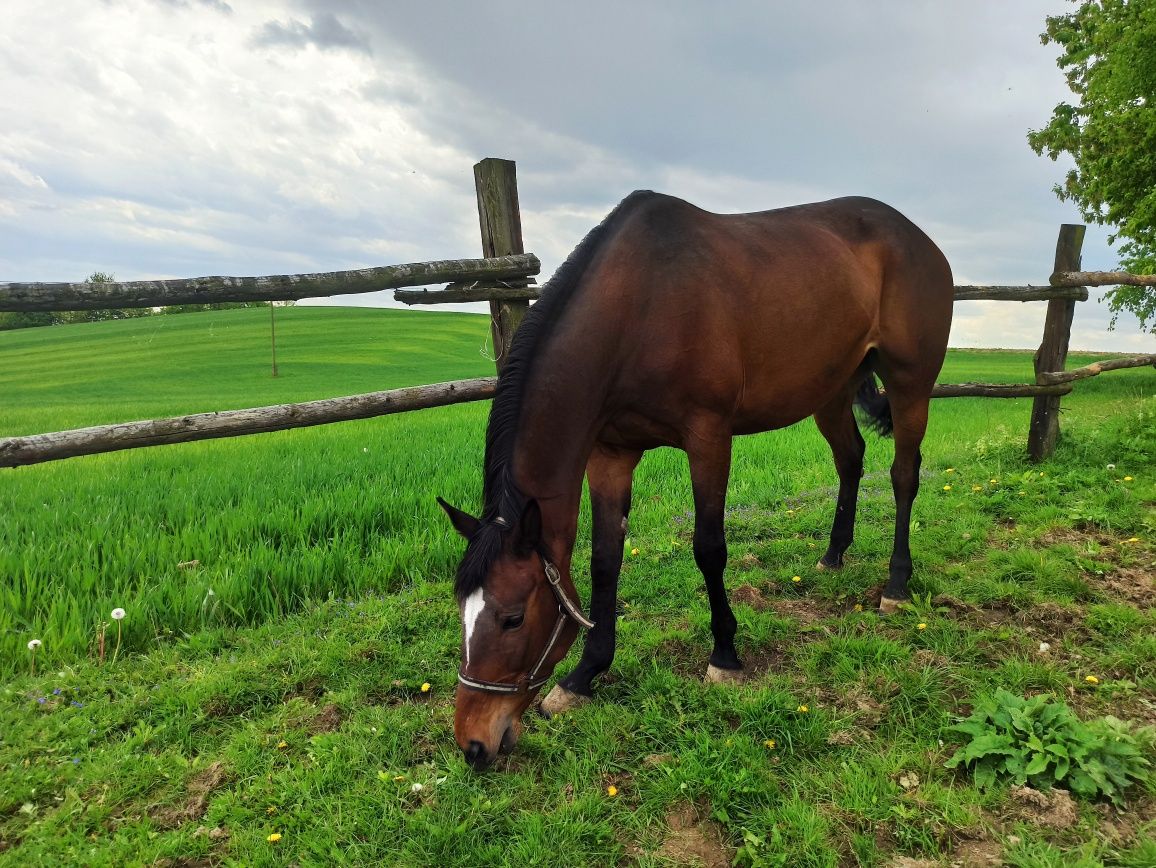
[457,556,594,695]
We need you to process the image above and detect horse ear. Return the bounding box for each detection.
[437,497,481,540]
[515,498,542,554]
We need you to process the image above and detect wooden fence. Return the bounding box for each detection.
[1,157,1153,469]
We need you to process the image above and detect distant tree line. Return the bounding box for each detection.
[0,272,292,331]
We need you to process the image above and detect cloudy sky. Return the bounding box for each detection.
[2,0,1152,351]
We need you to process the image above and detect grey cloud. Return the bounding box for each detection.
[253,12,372,55]
[150,0,232,11]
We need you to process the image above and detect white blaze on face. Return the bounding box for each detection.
[461,588,486,665]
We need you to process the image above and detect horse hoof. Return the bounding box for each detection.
[815,559,829,572]
[705,664,744,684]
[540,684,590,718]
[878,596,904,615]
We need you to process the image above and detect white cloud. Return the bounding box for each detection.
[0,0,1152,352]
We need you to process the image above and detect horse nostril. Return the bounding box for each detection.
[464,740,488,769]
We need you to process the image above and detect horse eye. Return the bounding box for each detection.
[501,613,525,630]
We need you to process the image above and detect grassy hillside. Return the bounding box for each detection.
[1,308,1154,865]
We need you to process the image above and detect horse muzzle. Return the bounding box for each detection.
[460,721,521,771]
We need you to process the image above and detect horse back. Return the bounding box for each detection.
[570,193,953,443]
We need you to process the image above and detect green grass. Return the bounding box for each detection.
[1,308,1155,865]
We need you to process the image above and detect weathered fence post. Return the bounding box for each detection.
[474,158,528,373]
[1027,224,1086,462]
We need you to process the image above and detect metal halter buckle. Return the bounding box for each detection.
[457,553,594,695]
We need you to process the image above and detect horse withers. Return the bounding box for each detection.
[439,192,953,770]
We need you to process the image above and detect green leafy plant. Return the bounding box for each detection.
[945,689,1153,806]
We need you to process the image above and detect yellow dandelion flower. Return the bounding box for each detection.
[1085,675,1099,685]
[792,575,802,583]
[393,775,406,782]
[267,833,282,843]
[943,484,952,491]
[946,468,955,474]
[990,478,998,484]
[266,806,277,815]
[853,604,863,612]
[1123,476,1133,482]
[764,739,776,749]
[917,623,927,631]
[972,485,983,492]
[630,548,640,556]
[797,704,809,713]
[1126,537,1140,543]
[276,740,288,750]
[421,682,431,693]
[607,785,618,797]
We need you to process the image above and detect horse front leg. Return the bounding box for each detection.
[541,445,641,717]
[686,424,743,683]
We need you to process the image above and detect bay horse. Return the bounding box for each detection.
[439,192,953,770]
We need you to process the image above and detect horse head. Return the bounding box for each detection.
[438,497,592,770]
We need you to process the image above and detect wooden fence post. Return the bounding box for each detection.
[474,158,528,373]
[1027,224,1086,462]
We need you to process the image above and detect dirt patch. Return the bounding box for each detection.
[932,595,1017,629]
[1017,602,1090,643]
[767,597,830,626]
[1037,526,1120,555]
[885,857,939,868]
[932,594,1095,644]
[309,703,344,734]
[151,761,229,829]
[949,839,1004,867]
[731,583,769,610]
[1092,791,1156,845]
[1099,565,1156,605]
[828,686,887,729]
[655,805,731,868]
[1008,786,1079,829]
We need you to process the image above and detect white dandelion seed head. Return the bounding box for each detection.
[111,608,126,620]
[1107,464,1115,470]
[410,783,424,793]
[27,639,42,650]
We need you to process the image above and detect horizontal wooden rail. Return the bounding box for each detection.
[0,378,497,468]
[953,285,1088,302]
[395,283,541,305]
[1051,270,1156,288]
[0,255,540,312]
[930,382,1073,398]
[1037,354,1156,385]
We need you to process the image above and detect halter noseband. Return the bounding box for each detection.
[457,552,595,696]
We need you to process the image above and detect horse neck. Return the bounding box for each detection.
[509,354,607,572]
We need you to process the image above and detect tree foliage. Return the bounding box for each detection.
[1027,0,1156,332]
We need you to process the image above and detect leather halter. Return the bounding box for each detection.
[457,554,595,696]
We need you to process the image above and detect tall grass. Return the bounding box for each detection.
[1,307,1152,675]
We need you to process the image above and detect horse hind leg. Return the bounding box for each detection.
[877,387,932,614]
[813,388,866,571]
[542,445,641,718]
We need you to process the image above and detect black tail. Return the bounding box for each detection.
[854,373,893,437]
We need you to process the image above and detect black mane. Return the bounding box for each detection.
[453,191,655,600]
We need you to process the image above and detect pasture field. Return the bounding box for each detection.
[1,306,1154,866]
